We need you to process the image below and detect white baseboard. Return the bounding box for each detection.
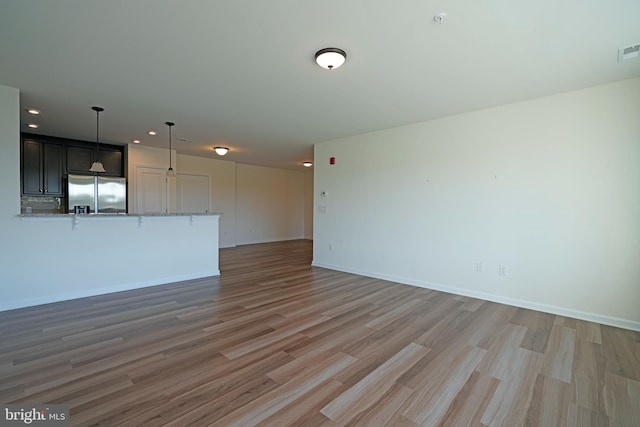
[236,236,307,245]
[0,270,220,313]
[311,261,640,332]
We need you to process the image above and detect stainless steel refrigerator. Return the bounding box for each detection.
[68,174,127,213]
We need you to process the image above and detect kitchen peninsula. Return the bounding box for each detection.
[4,212,221,311]
[1,85,223,313]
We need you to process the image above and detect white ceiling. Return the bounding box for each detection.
[1,1,639,170]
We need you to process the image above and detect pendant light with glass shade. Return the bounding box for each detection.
[89,106,106,173]
[166,121,176,177]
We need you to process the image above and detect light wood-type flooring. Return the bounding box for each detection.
[1,240,639,426]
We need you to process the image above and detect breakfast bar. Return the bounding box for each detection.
[4,213,221,311]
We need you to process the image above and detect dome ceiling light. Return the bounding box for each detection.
[214,147,229,156]
[315,48,347,70]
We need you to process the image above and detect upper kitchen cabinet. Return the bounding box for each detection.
[66,143,123,177]
[21,139,63,196]
[98,148,123,177]
[66,145,93,174]
[21,133,126,197]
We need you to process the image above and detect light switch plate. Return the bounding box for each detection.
[499,264,509,276]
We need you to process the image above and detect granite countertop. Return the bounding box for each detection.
[20,212,222,218]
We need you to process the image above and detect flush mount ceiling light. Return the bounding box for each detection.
[303,162,313,167]
[214,147,229,156]
[27,109,40,115]
[148,130,157,136]
[315,47,347,70]
[89,106,106,173]
[166,122,176,177]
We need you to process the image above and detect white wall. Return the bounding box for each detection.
[127,147,238,247]
[129,150,311,247]
[2,214,220,311]
[235,164,307,244]
[0,85,20,217]
[128,144,177,213]
[0,86,220,311]
[304,169,314,239]
[313,78,640,331]
[177,153,237,248]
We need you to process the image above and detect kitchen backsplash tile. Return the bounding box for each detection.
[21,196,64,214]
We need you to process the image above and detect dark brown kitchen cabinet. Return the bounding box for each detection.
[21,140,63,196]
[66,145,94,174]
[98,149,123,177]
[21,133,125,198]
[66,145,123,177]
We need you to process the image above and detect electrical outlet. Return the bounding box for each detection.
[476,262,484,273]
[499,264,509,276]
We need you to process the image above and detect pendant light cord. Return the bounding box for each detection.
[92,106,104,162]
[166,121,175,172]
[96,109,100,161]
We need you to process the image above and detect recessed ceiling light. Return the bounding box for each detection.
[27,123,39,129]
[214,147,229,156]
[27,109,40,115]
[303,162,313,167]
[132,139,140,144]
[148,130,157,136]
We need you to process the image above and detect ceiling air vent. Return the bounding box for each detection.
[618,44,640,62]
